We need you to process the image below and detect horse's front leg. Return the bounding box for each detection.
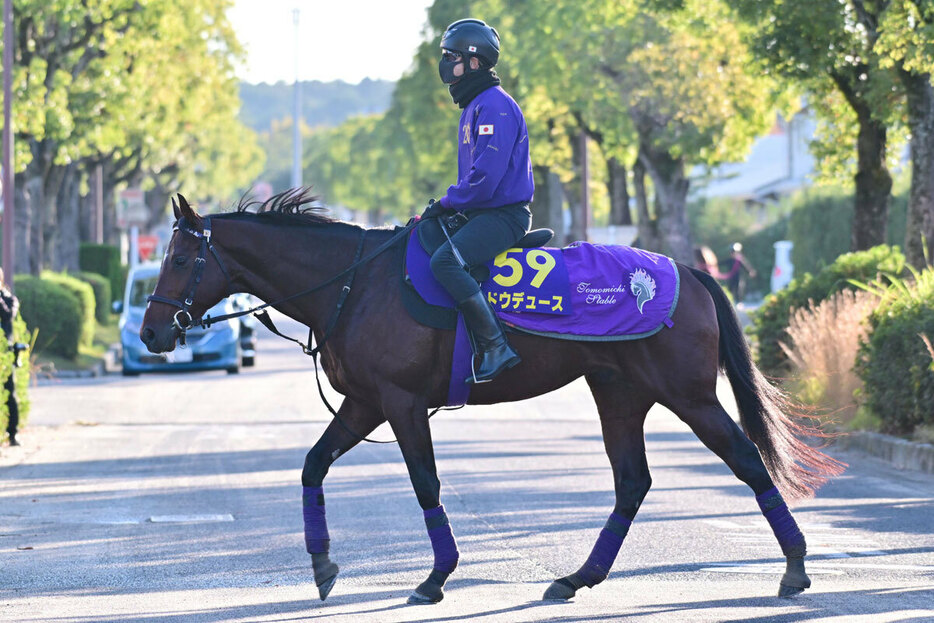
[382,387,458,605]
[302,397,384,600]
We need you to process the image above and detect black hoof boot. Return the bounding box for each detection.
[311,552,339,601]
[543,575,584,601]
[407,569,449,604]
[778,556,811,598]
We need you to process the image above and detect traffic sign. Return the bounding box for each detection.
[137,235,158,261]
[117,188,147,229]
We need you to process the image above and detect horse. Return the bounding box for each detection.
[140,190,844,605]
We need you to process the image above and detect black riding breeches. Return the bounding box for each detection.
[429,203,532,303]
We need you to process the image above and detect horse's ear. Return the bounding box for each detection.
[171,197,181,221]
[176,193,202,230]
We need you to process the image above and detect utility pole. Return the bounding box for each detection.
[94,164,103,243]
[580,130,589,241]
[2,0,14,288]
[291,8,302,190]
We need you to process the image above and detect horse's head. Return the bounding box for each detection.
[140,194,232,353]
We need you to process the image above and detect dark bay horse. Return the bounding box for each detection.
[140,191,844,605]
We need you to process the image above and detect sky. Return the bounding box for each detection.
[228,0,435,85]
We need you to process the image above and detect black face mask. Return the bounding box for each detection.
[438,56,461,85]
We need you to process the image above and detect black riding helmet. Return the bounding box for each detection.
[440,18,500,68]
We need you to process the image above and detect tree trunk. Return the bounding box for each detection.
[637,142,693,262]
[55,164,82,272]
[633,154,659,252]
[902,70,934,268]
[531,165,566,246]
[13,172,31,275]
[565,129,587,242]
[852,110,892,251]
[607,156,632,225]
[26,174,44,276]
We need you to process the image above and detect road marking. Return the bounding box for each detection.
[147,514,234,523]
[701,563,843,575]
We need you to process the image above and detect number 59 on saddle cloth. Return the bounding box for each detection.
[405,232,680,341]
[405,232,680,406]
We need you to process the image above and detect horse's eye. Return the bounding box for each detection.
[173,255,187,267]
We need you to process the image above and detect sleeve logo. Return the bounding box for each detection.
[479,124,494,135]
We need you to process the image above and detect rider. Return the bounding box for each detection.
[425,18,534,384]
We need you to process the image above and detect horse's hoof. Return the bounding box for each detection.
[543,580,576,601]
[407,588,443,604]
[778,583,806,598]
[314,560,339,601]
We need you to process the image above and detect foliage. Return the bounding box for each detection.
[780,290,877,426]
[15,275,82,360]
[75,272,112,324]
[751,245,906,375]
[0,314,33,441]
[856,267,934,436]
[79,243,123,305]
[40,272,96,351]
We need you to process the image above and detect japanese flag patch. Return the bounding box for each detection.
[479,124,494,135]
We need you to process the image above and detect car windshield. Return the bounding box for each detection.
[129,276,160,307]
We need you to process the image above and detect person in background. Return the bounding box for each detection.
[0,269,21,446]
[724,242,756,302]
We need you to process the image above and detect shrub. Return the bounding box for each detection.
[15,275,82,359]
[780,290,876,427]
[0,314,31,441]
[856,269,934,437]
[79,243,123,304]
[75,271,112,324]
[41,271,95,350]
[751,244,906,376]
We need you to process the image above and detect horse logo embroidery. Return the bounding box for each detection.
[629,268,656,314]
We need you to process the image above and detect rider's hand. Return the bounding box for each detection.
[422,199,447,220]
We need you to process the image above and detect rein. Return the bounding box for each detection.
[148,216,450,444]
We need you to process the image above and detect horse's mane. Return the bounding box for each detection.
[215,187,344,227]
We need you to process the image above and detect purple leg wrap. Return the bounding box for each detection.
[577,512,631,587]
[424,505,459,574]
[756,487,806,556]
[303,486,330,554]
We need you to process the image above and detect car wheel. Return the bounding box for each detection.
[226,366,240,374]
[122,368,140,377]
[242,355,255,367]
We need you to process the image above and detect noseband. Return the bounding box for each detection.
[146,216,233,345]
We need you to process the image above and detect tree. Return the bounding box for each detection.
[873,0,934,267]
[3,0,262,273]
[732,0,903,253]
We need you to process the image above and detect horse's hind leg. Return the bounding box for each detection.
[302,397,385,601]
[544,380,653,601]
[666,394,810,597]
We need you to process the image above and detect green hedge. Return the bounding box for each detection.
[79,243,123,304]
[15,275,83,359]
[750,245,906,375]
[75,271,112,324]
[856,269,934,435]
[41,271,95,350]
[0,314,32,441]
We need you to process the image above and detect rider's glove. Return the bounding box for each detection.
[421,199,447,220]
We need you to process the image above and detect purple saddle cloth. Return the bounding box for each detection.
[406,232,679,341]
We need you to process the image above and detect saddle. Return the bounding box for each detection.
[416,214,555,282]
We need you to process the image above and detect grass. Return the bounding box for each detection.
[32,318,120,374]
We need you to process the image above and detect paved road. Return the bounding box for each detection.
[2,313,933,622]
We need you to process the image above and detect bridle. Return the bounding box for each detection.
[146,216,233,346]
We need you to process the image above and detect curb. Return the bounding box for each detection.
[833,431,934,474]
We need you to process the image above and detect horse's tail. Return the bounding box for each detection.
[687,266,846,499]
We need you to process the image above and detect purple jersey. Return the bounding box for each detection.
[439,86,534,211]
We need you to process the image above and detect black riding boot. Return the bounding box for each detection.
[457,291,520,384]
